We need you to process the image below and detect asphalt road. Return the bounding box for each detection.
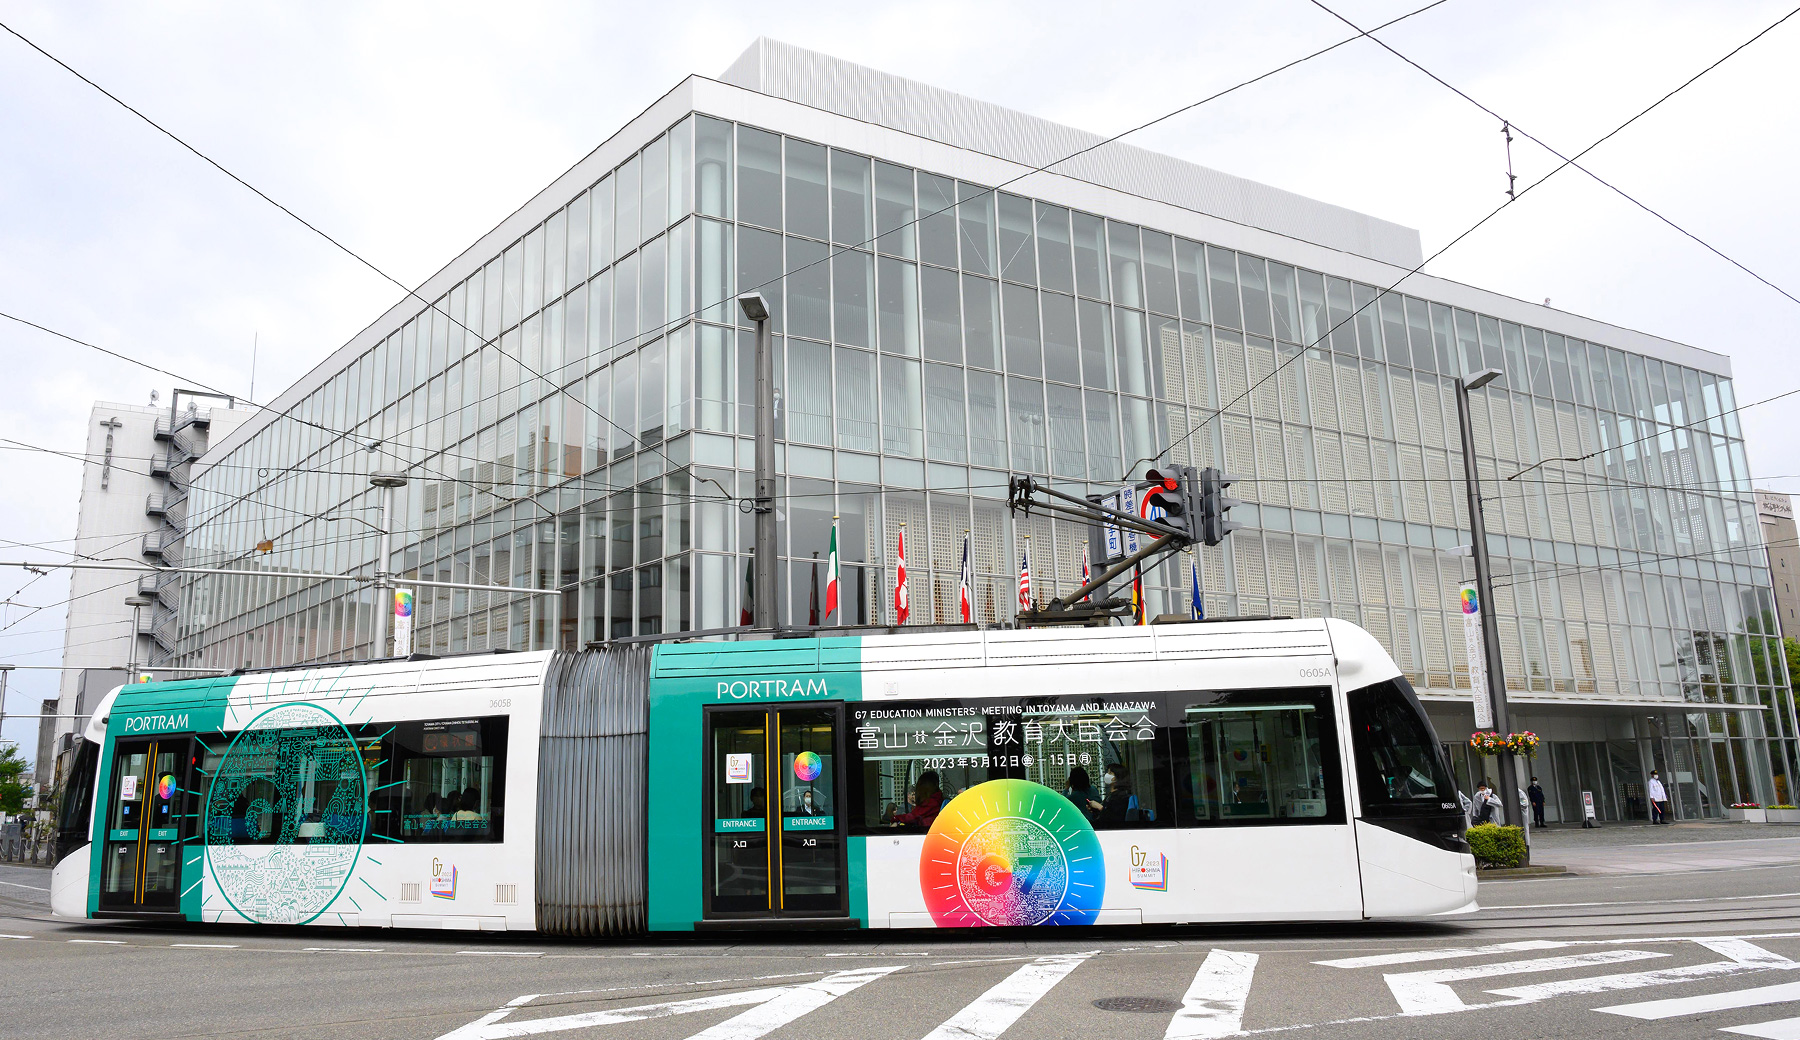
[8,825,1800,1040]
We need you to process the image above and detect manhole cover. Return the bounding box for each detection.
[1092,997,1183,1014]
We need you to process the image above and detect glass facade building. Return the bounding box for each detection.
[173,40,1795,821]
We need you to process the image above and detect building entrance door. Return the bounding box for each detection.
[704,704,846,919]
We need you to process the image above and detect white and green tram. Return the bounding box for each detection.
[51,618,1476,934]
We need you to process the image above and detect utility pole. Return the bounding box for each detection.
[1456,367,1518,828]
[739,293,777,630]
[370,472,409,657]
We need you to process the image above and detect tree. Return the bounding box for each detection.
[0,745,28,816]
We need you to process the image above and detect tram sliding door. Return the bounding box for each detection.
[98,738,191,913]
[704,704,847,920]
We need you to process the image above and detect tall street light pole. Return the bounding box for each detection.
[370,472,409,657]
[124,594,153,683]
[1456,367,1518,827]
[738,292,777,630]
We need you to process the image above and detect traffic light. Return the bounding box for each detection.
[1198,467,1243,546]
[1142,466,1201,544]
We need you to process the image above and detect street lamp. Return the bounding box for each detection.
[124,594,153,683]
[370,471,409,658]
[1455,367,1518,827]
[0,664,12,750]
[738,292,776,630]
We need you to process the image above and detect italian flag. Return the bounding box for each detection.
[824,515,840,625]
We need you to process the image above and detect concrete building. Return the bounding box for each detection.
[36,393,249,792]
[170,40,1793,821]
[1758,490,1799,640]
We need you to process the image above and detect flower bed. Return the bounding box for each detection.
[1728,804,1767,823]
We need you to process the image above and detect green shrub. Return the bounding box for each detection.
[1467,824,1527,868]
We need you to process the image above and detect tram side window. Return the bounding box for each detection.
[1019,699,1168,829]
[1178,688,1344,826]
[1347,677,1457,816]
[392,717,509,843]
[850,704,998,833]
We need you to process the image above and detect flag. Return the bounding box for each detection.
[958,533,973,624]
[894,523,910,624]
[1080,543,1091,602]
[1131,566,1146,626]
[808,553,820,626]
[1190,556,1204,621]
[1018,537,1033,613]
[740,558,753,626]
[825,515,840,626]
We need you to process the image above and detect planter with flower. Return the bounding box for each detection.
[1728,803,1767,823]
[1507,731,1540,756]
[1765,805,1800,824]
[1469,731,1507,756]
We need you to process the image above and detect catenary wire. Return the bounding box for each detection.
[1138,3,1799,479]
[1307,0,1800,311]
[0,3,1455,544]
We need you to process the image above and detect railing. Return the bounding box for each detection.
[148,454,171,477]
[145,494,168,516]
[136,573,158,597]
[140,532,164,557]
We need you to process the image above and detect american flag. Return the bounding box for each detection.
[1018,537,1032,612]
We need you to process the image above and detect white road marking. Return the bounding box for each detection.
[436,966,905,1040]
[1488,939,1798,1001]
[304,947,383,952]
[457,950,542,957]
[687,965,907,1040]
[1597,979,1800,1020]
[0,880,49,892]
[170,943,239,949]
[1384,950,1667,1014]
[1316,940,1567,969]
[1725,1016,1800,1039]
[1166,949,1258,1040]
[0,933,32,939]
[67,939,127,945]
[920,951,1096,1040]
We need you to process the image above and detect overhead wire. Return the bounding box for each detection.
[1139,2,1799,480]
[1305,0,1800,311]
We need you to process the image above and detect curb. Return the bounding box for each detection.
[1477,864,1571,878]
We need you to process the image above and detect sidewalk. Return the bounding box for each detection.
[1524,819,1800,875]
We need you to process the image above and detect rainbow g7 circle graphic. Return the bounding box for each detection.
[919,778,1104,927]
[792,751,822,782]
[1460,587,1480,614]
[156,774,175,801]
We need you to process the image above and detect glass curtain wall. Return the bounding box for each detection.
[173,112,1793,810]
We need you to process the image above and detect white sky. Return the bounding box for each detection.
[2,0,1797,759]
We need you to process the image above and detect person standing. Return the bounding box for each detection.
[1472,782,1495,825]
[1647,770,1670,824]
[1528,777,1546,828]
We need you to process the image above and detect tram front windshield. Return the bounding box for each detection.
[1347,677,1457,816]
[56,740,100,859]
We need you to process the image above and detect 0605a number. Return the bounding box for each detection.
[1297,668,1330,679]
[490,698,512,709]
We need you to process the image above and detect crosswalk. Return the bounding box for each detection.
[438,933,1800,1040]
[1315,933,1800,1037]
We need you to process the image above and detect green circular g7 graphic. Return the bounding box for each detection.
[202,702,368,925]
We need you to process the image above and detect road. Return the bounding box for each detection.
[7,825,1800,1039]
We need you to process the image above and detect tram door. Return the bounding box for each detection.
[705,705,846,918]
[99,738,190,912]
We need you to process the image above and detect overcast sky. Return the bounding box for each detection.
[2,0,1796,759]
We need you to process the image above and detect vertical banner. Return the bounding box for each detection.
[393,587,415,658]
[1461,583,1492,729]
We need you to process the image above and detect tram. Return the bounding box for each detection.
[50,618,1476,934]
